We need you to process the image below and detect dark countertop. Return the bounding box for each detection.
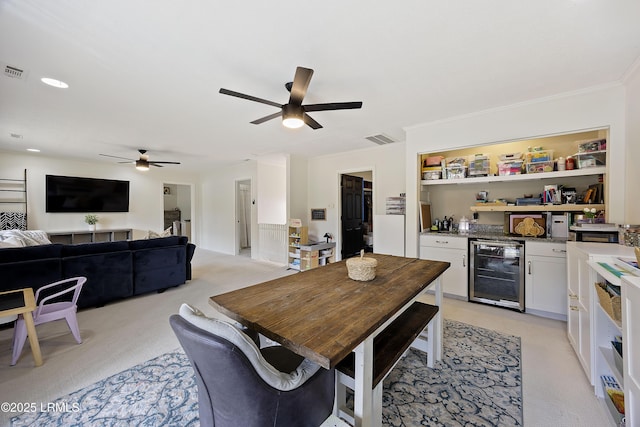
[420,230,569,244]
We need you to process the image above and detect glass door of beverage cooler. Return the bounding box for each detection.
[469,240,525,311]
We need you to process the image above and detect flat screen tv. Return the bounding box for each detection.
[46,175,130,213]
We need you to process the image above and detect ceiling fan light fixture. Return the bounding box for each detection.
[135,160,149,171]
[282,104,304,129]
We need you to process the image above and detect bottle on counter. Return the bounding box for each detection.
[459,216,470,234]
[441,216,449,232]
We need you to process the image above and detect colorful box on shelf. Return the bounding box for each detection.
[445,164,467,179]
[423,155,444,166]
[497,160,523,176]
[422,166,443,180]
[525,161,554,174]
[577,138,606,153]
[575,151,606,169]
[498,152,523,161]
[600,375,625,422]
[524,149,554,163]
[468,154,490,177]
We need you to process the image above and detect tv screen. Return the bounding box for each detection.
[46,175,130,213]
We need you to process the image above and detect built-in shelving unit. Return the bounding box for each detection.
[287,225,308,271]
[421,166,606,186]
[0,169,27,230]
[470,203,605,213]
[48,229,132,245]
[588,260,631,426]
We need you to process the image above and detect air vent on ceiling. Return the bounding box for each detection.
[365,134,396,145]
[3,64,25,80]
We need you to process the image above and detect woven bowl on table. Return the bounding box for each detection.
[346,254,377,281]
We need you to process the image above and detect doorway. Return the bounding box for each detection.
[340,172,373,259]
[162,183,193,241]
[236,179,252,257]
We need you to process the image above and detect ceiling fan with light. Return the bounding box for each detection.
[219,66,363,129]
[99,149,181,171]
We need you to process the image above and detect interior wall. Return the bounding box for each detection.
[0,151,199,240]
[199,160,256,255]
[625,64,640,224]
[307,142,405,249]
[257,155,286,225]
[287,154,308,224]
[405,85,627,257]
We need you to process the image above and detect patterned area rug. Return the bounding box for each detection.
[11,319,521,426]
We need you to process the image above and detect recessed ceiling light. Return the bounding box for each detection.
[41,77,69,89]
[26,148,40,152]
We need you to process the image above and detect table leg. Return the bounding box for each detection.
[22,313,42,367]
[353,337,374,426]
[434,276,443,361]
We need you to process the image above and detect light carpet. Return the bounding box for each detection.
[11,319,521,426]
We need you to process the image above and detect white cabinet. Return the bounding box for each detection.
[524,241,567,320]
[567,242,605,384]
[566,242,636,392]
[419,234,467,298]
[622,275,640,427]
[589,260,631,426]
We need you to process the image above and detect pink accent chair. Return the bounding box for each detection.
[11,277,87,366]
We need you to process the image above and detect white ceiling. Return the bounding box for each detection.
[1,0,639,172]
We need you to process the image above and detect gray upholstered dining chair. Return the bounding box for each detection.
[169,303,335,427]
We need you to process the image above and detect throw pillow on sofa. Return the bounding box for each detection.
[0,236,25,247]
[0,230,51,246]
[146,227,173,239]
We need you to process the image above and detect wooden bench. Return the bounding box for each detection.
[334,301,439,424]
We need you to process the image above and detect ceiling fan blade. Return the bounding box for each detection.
[117,161,135,164]
[100,153,136,161]
[219,88,282,108]
[303,101,363,112]
[289,67,314,105]
[149,161,181,165]
[150,163,164,167]
[251,111,282,125]
[303,113,323,129]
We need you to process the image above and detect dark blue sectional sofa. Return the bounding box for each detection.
[0,236,196,309]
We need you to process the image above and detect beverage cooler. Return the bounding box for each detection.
[469,239,525,311]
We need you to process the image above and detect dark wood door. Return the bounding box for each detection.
[341,174,364,259]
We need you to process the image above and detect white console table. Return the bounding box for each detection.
[48,228,132,244]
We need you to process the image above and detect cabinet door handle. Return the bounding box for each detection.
[435,240,448,245]
[569,293,578,300]
[528,260,532,275]
[570,306,579,311]
[552,249,567,253]
[462,254,466,268]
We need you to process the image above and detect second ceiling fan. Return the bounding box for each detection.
[219,66,362,129]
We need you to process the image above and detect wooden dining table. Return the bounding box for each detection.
[210,253,449,426]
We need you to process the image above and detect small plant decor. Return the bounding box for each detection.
[583,207,596,219]
[84,214,99,225]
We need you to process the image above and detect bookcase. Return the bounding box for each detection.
[287,226,308,270]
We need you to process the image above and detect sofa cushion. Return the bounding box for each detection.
[0,258,62,293]
[60,241,130,257]
[129,236,181,250]
[0,244,63,263]
[132,245,186,294]
[62,251,133,308]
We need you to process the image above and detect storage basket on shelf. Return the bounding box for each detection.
[594,282,621,322]
[346,250,377,281]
